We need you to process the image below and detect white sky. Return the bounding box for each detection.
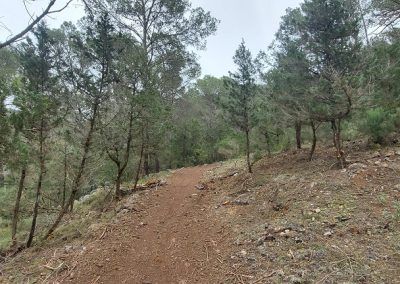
[0,0,303,77]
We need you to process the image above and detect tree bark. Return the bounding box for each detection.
[154,154,160,173]
[295,122,302,149]
[27,121,45,248]
[245,129,252,173]
[331,119,346,168]
[264,131,271,156]
[309,121,317,161]
[143,153,150,176]
[133,138,145,192]
[62,144,68,207]
[115,169,122,198]
[11,167,26,246]
[0,160,4,187]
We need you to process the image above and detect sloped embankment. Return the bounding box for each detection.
[205,144,400,283]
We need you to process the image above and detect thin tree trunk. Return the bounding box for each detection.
[245,129,252,173]
[0,160,4,187]
[27,122,45,248]
[309,121,317,161]
[295,122,302,149]
[331,119,346,168]
[143,125,150,175]
[143,152,150,176]
[133,139,145,192]
[44,101,98,240]
[358,0,370,46]
[115,169,122,198]
[62,144,67,207]
[154,154,160,173]
[11,167,26,246]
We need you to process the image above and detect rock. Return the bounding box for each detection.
[288,275,303,284]
[273,203,284,211]
[233,199,249,206]
[324,230,333,237]
[394,184,400,191]
[195,184,207,190]
[314,208,321,213]
[256,237,265,246]
[265,234,276,241]
[64,245,73,253]
[348,163,367,172]
[119,209,129,215]
[279,229,296,238]
[372,151,381,158]
[294,237,303,244]
[385,150,396,157]
[336,216,351,222]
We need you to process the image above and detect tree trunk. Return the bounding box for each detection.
[245,129,252,173]
[309,121,317,161]
[154,154,160,173]
[112,107,134,199]
[11,167,26,246]
[143,152,150,176]
[61,145,67,207]
[331,119,346,168]
[295,122,302,149]
[44,101,98,240]
[115,168,123,198]
[133,139,145,192]
[0,160,4,187]
[264,131,271,156]
[27,122,45,248]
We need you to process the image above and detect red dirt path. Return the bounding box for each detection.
[60,165,230,284]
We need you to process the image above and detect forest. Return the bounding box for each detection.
[0,0,399,262]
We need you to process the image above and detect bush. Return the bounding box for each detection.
[359,108,395,144]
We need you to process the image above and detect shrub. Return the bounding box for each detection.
[359,108,395,144]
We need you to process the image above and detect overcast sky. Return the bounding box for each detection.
[1,0,303,77]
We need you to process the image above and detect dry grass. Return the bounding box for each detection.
[208,143,400,283]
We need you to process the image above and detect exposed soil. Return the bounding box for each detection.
[207,143,400,283]
[55,165,231,284]
[2,143,400,284]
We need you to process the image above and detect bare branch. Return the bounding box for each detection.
[0,0,73,49]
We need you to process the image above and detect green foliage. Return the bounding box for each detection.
[359,108,396,144]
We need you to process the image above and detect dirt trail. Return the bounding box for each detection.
[61,165,229,284]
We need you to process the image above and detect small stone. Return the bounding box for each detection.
[294,237,303,244]
[256,237,265,246]
[385,151,395,157]
[265,234,276,241]
[314,208,321,213]
[64,245,73,253]
[372,151,381,158]
[324,231,333,237]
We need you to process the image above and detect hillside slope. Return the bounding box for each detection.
[207,144,400,283]
[1,143,400,284]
